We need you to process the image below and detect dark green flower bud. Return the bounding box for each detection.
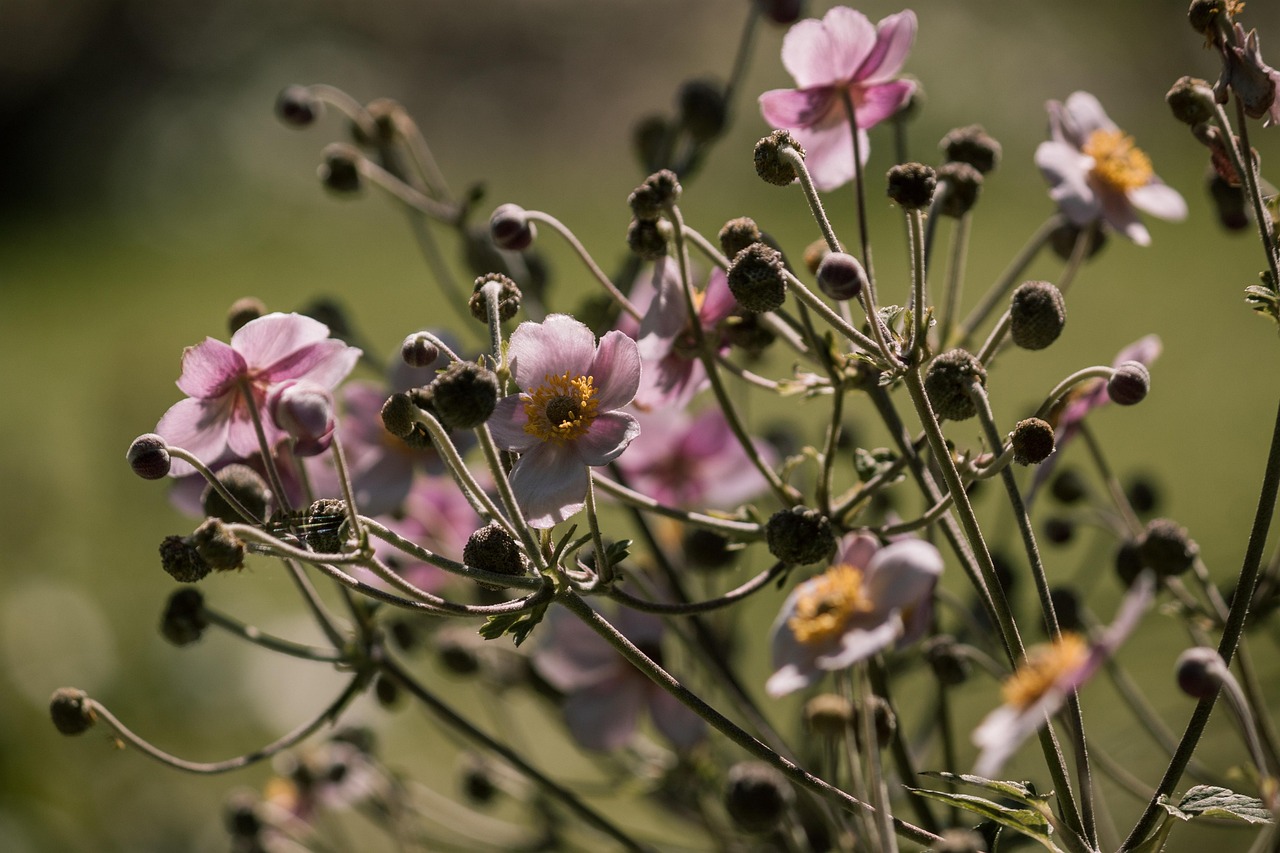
[924,349,986,421]
[816,251,867,301]
[161,587,208,646]
[724,762,794,834]
[940,124,1002,174]
[276,85,322,127]
[677,78,727,143]
[804,693,854,738]
[489,203,536,251]
[1108,361,1150,405]
[469,273,522,324]
[227,297,266,335]
[127,434,171,480]
[160,535,212,583]
[299,297,356,345]
[1126,475,1161,514]
[727,242,787,313]
[50,687,95,736]
[632,115,670,172]
[886,162,937,210]
[754,129,805,186]
[765,506,836,565]
[463,524,529,586]
[201,464,271,525]
[191,517,245,571]
[429,362,499,430]
[718,217,762,261]
[1175,646,1225,698]
[1139,518,1198,577]
[627,217,670,260]
[1011,417,1056,465]
[935,161,983,217]
[1009,280,1066,350]
[319,143,362,194]
[1167,76,1217,126]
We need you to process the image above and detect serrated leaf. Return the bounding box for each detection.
[908,788,1064,853]
[1160,785,1273,825]
[920,771,1050,807]
[478,603,548,646]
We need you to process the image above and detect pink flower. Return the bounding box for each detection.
[1035,92,1186,246]
[489,314,641,528]
[759,7,917,191]
[1216,23,1280,127]
[766,534,942,697]
[155,313,361,476]
[971,572,1154,778]
[616,407,774,509]
[532,605,705,752]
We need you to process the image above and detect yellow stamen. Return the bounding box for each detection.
[1000,633,1090,710]
[788,564,874,645]
[522,371,600,443]
[1083,128,1153,192]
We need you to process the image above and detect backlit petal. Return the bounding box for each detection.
[574,411,640,467]
[590,330,642,411]
[854,10,917,83]
[510,441,589,528]
[175,338,246,398]
[509,314,597,389]
[230,312,333,369]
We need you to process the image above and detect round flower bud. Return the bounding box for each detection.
[718,217,762,261]
[1009,280,1066,350]
[223,791,263,840]
[191,517,245,571]
[401,334,441,369]
[1127,475,1160,514]
[804,693,854,739]
[469,273,522,323]
[461,754,500,804]
[1049,221,1107,261]
[268,380,335,457]
[50,687,95,736]
[629,170,682,221]
[489,203,536,251]
[1187,0,1226,36]
[161,587,208,646]
[1115,539,1145,588]
[1139,518,1198,578]
[931,828,988,853]
[816,251,867,301]
[802,239,829,276]
[627,217,670,260]
[1108,361,1151,406]
[922,635,971,686]
[1011,417,1056,465]
[305,498,348,554]
[300,297,355,344]
[935,161,983,217]
[276,85,322,127]
[1166,76,1217,126]
[678,78,727,142]
[683,528,737,571]
[436,627,483,676]
[886,162,937,210]
[754,129,805,186]
[1049,586,1083,633]
[765,506,836,565]
[1043,516,1075,545]
[853,695,896,752]
[1208,171,1249,231]
[202,463,271,524]
[1175,646,1226,699]
[227,297,266,334]
[727,242,788,313]
[940,124,1002,174]
[374,674,401,708]
[756,0,804,26]
[724,762,794,834]
[380,392,419,439]
[463,524,529,585]
[923,349,987,421]
[429,361,499,430]
[127,434,171,480]
[160,535,212,583]
[319,143,362,193]
[722,312,777,357]
[1050,468,1088,504]
[632,115,670,172]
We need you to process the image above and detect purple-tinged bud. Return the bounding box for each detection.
[227,297,266,334]
[202,464,271,525]
[127,434,171,479]
[1175,646,1226,698]
[719,217,763,261]
[191,517,245,571]
[429,362,499,430]
[1108,361,1151,405]
[401,334,441,368]
[935,162,983,217]
[50,688,96,736]
[319,143,362,194]
[724,762,794,834]
[161,587,208,646]
[765,506,836,565]
[924,349,987,421]
[678,78,727,142]
[728,242,787,313]
[276,85,322,127]
[754,130,805,186]
[160,535,212,583]
[268,380,336,456]
[940,124,1002,174]
[1009,280,1066,350]
[1011,417,1056,465]
[816,251,867,301]
[886,162,937,210]
[469,273,522,323]
[489,203,536,251]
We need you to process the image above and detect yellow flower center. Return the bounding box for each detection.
[522,371,600,442]
[788,564,874,646]
[1000,633,1091,710]
[1083,128,1153,192]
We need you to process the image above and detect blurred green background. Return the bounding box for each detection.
[4,0,1280,850]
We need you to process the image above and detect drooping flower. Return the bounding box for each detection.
[766,534,943,697]
[1035,92,1187,246]
[972,572,1154,778]
[488,314,641,528]
[1215,22,1280,126]
[532,605,705,752]
[155,312,361,476]
[759,7,918,191]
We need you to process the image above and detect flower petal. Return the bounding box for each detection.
[262,338,362,388]
[814,613,904,670]
[175,338,246,398]
[759,85,838,130]
[1060,91,1118,144]
[509,314,598,390]
[590,330,642,411]
[1129,181,1188,223]
[972,703,1042,778]
[155,395,235,475]
[781,7,875,88]
[1035,141,1101,226]
[488,394,538,453]
[792,119,864,192]
[699,268,738,328]
[864,539,944,612]
[575,411,640,467]
[229,312,333,370]
[854,10,917,83]
[509,441,589,528]
[852,79,916,128]
[836,533,881,571]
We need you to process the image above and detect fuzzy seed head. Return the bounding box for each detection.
[1009,281,1066,350]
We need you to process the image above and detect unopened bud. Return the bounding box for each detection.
[50,688,96,736]
[463,524,529,586]
[816,251,867,301]
[727,242,787,313]
[227,297,266,334]
[276,85,322,127]
[127,434,171,480]
[1167,76,1218,126]
[756,0,804,26]
[1139,518,1198,577]
[940,124,1002,174]
[804,693,854,738]
[1009,280,1066,350]
[469,273,522,323]
[160,535,212,583]
[401,334,441,368]
[678,78,727,142]
[1108,361,1150,405]
[319,143,362,193]
[161,587,208,646]
[489,204,536,251]
[1011,417,1056,465]
[202,464,271,524]
[268,380,335,456]
[886,162,937,210]
[627,218,670,260]
[429,361,499,430]
[935,161,983,217]
[191,517,245,571]
[724,762,794,834]
[718,217,762,261]
[754,129,805,186]
[765,506,836,565]
[1175,646,1226,698]
[924,349,987,421]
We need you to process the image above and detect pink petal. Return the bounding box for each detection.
[759,85,839,129]
[590,330,642,411]
[1061,91,1118,142]
[155,395,234,475]
[864,539,944,612]
[836,533,881,571]
[852,79,916,128]
[854,10,917,83]
[486,395,537,453]
[766,661,818,697]
[633,260,687,343]
[792,118,864,192]
[781,8,875,88]
[509,314,597,390]
[575,411,640,467]
[1129,182,1188,223]
[226,404,284,460]
[175,338,246,398]
[814,614,904,670]
[699,268,738,328]
[230,312,333,370]
[262,338,361,388]
[1114,335,1162,368]
[509,441,590,528]
[1035,141,1101,226]
[1099,189,1151,247]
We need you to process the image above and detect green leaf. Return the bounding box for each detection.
[853,447,902,485]
[1159,785,1273,825]
[478,602,548,646]
[907,787,1064,853]
[919,771,1051,808]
